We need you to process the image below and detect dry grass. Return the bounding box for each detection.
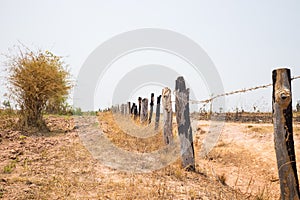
[0,141,242,199]
[98,112,165,153]
[0,111,18,131]
[1,112,281,199]
[245,124,273,134]
[294,125,300,135]
[204,133,279,199]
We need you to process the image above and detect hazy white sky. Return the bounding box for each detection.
[0,0,300,111]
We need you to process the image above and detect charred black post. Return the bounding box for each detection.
[155,95,162,130]
[149,93,155,124]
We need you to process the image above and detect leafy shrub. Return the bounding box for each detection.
[5,46,72,131]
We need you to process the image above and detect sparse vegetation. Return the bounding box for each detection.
[217,173,227,185]
[98,112,165,153]
[255,186,271,200]
[0,187,4,198]
[3,161,16,174]
[4,46,72,131]
[72,107,83,116]
[2,107,300,199]
[245,124,273,135]
[0,114,259,199]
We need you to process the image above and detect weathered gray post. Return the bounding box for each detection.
[155,95,162,130]
[123,104,127,115]
[272,68,300,199]
[140,98,148,124]
[123,103,128,116]
[116,105,119,113]
[162,87,173,144]
[120,104,124,115]
[128,102,131,115]
[175,76,195,171]
[149,93,155,124]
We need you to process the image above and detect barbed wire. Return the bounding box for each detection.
[292,75,300,81]
[111,75,300,112]
[188,75,300,104]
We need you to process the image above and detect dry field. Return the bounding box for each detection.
[1,112,300,199]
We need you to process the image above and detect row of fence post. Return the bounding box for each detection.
[111,76,195,171]
[112,96,162,126]
[110,68,300,198]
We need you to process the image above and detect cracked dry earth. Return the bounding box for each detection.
[1,113,297,199]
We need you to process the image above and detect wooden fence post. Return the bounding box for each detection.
[111,106,115,113]
[131,103,136,115]
[175,76,195,171]
[272,68,300,199]
[162,87,173,144]
[149,93,155,124]
[138,97,142,118]
[120,104,124,115]
[140,98,148,124]
[128,102,131,115]
[155,95,162,130]
[124,104,127,115]
[133,104,138,120]
[130,103,138,120]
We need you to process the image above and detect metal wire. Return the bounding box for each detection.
[187,75,300,104]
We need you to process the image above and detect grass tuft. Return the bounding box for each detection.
[3,161,16,174]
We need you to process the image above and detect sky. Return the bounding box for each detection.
[0,0,300,112]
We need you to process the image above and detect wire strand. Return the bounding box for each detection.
[186,75,300,104]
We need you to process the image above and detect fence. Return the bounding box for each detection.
[109,68,300,199]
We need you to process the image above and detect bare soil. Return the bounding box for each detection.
[1,112,299,199]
